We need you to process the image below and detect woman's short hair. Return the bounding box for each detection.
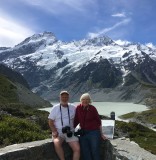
[80,93,92,104]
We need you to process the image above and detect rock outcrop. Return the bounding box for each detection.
[0,139,116,160]
[111,138,156,160]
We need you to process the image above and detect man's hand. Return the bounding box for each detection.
[49,119,58,138]
[52,131,58,138]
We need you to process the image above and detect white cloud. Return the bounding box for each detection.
[115,39,131,46]
[87,18,131,38]
[0,13,34,47]
[112,12,126,18]
[19,0,95,15]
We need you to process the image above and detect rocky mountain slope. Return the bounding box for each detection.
[0,64,50,107]
[1,31,156,103]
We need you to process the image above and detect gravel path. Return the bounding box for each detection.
[111,138,156,160]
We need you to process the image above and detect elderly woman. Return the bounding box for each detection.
[74,93,106,160]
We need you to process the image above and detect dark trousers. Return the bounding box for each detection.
[80,130,101,160]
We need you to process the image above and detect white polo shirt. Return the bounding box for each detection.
[48,103,76,133]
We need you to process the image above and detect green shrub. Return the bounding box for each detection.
[0,115,49,146]
[0,103,49,130]
[0,75,51,148]
[119,112,137,119]
[120,109,156,125]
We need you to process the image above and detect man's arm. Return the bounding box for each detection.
[48,119,58,138]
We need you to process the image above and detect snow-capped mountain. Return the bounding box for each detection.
[1,31,156,102]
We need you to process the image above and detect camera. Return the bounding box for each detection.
[74,129,85,137]
[62,126,73,137]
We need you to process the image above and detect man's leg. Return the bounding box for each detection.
[53,137,65,160]
[68,141,80,160]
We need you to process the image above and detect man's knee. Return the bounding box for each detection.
[53,137,63,147]
[69,141,80,152]
[74,145,80,152]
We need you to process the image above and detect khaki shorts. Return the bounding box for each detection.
[52,132,78,142]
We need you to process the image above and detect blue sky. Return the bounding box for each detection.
[0,0,156,47]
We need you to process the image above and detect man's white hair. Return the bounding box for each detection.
[80,93,92,103]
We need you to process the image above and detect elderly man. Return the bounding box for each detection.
[48,91,80,160]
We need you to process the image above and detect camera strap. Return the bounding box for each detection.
[60,104,70,126]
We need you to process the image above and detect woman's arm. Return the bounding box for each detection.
[99,125,107,140]
[93,107,107,140]
[74,107,79,128]
[93,107,101,126]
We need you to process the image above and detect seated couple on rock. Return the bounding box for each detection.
[48,91,107,160]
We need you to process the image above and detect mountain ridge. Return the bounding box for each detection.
[1,32,156,104]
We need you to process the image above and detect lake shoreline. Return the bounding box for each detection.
[41,102,149,119]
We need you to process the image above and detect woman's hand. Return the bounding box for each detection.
[101,134,107,140]
[99,125,107,140]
